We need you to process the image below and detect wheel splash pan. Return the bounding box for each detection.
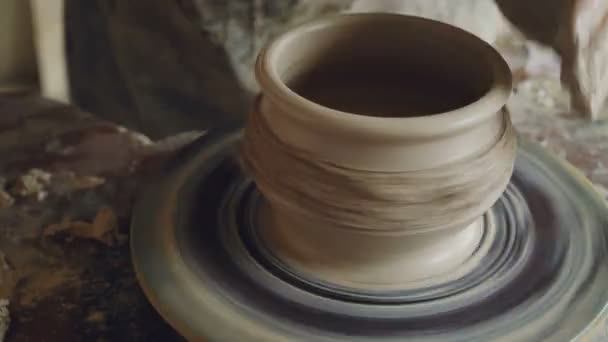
[131,126,608,342]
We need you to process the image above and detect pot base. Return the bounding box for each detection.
[253,200,491,293]
[256,202,489,291]
[131,125,608,341]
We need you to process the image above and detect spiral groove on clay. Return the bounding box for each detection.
[242,107,517,234]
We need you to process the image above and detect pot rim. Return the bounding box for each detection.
[256,13,512,139]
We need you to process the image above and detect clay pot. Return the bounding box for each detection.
[250,13,514,290]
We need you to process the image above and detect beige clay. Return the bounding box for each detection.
[243,14,516,289]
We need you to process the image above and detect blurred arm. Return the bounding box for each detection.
[497,0,608,119]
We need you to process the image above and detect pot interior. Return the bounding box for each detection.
[274,16,496,118]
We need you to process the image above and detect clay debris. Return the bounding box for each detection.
[6,169,104,200]
[43,207,125,247]
[8,169,51,201]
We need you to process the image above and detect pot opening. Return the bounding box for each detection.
[273,16,497,118]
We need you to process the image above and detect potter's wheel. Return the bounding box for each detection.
[131,125,608,341]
